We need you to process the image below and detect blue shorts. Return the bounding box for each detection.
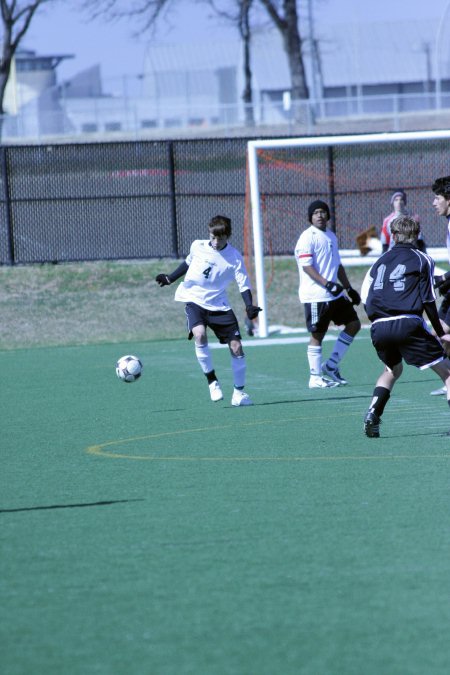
[370,316,445,370]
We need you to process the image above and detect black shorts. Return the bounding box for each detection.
[304,296,359,334]
[371,316,445,370]
[185,302,242,344]
[438,293,450,327]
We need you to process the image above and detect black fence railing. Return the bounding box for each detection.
[0,139,249,264]
[0,136,447,265]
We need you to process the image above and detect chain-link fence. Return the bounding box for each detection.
[0,139,249,264]
[0,135,448,265]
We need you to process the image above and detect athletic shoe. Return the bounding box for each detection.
[231,389,253,406]
[209,380,223,402]
[308,375,339,389]
[364,410,381,438]
[322,362,348,385]
[430,385,446,396]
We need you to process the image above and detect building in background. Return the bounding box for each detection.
[4,48,73,114]
[2,18,450,141]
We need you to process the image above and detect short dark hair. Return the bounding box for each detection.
[208,215,231,237]
[390,215,420,244]
[432,176,450,198]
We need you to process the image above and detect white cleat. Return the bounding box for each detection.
[231,389,253,406]
[309,375,339,389]
[430,385,446,396]
[209,380,223,402]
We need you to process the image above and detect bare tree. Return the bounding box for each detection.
[85,0,309,124]
[0,1,54,118]
[239,0,254,124]
[258,0,309,104]
[209,0,256,126]
[81,0,173,34]
[85,0,262,125]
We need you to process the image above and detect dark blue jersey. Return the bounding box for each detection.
[362,243,437,321]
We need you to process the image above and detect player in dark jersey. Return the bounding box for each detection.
[429,176,450,395]
[361,215,450,438]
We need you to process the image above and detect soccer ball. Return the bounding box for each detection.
[115,354,143,383]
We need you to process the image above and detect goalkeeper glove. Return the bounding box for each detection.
[155,274,171,287]
[346,286,361,305]
[246,305,262,320]
[325,281,344,297]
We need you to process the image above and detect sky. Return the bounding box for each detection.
[24,0,450,87]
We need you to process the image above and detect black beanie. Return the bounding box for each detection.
[308,200,330,223]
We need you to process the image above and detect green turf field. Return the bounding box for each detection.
[2,332,450,675]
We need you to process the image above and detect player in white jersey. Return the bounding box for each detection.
[428,176,450,396]
[155,215,261,406]
[295,200,361,388]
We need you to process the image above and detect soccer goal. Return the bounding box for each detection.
[247,129,450,338]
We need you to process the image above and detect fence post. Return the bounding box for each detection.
[327,145,336,233]
[0,146,15,264]
[167,141,179,258]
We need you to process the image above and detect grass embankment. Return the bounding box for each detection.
[0,258,373,350]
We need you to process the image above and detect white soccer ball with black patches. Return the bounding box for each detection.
[115,354,143,383]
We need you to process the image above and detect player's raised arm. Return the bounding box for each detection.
[155,261,189,287]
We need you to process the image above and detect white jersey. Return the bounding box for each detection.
[294,225,343,303]
[174,240,251,311]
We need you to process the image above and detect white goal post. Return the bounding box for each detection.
[247,129,450,338]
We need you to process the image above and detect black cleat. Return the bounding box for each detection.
[364,410,381,438]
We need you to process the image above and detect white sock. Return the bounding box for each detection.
[307,345,322,376]
[326,331,354,370]
[195,343,213,374]
[231,355,246,388]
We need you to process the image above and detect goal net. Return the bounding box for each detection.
[246,130,450,338]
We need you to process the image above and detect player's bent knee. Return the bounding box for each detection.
[347,319,361,335]
[231,349,244,358]
[391,362,403,378]
[229,341,244,358]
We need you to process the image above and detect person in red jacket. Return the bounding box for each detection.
[381,190,425,253]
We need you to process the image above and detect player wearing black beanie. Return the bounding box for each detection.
[294,199,361,389]
[307,200,330,223]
